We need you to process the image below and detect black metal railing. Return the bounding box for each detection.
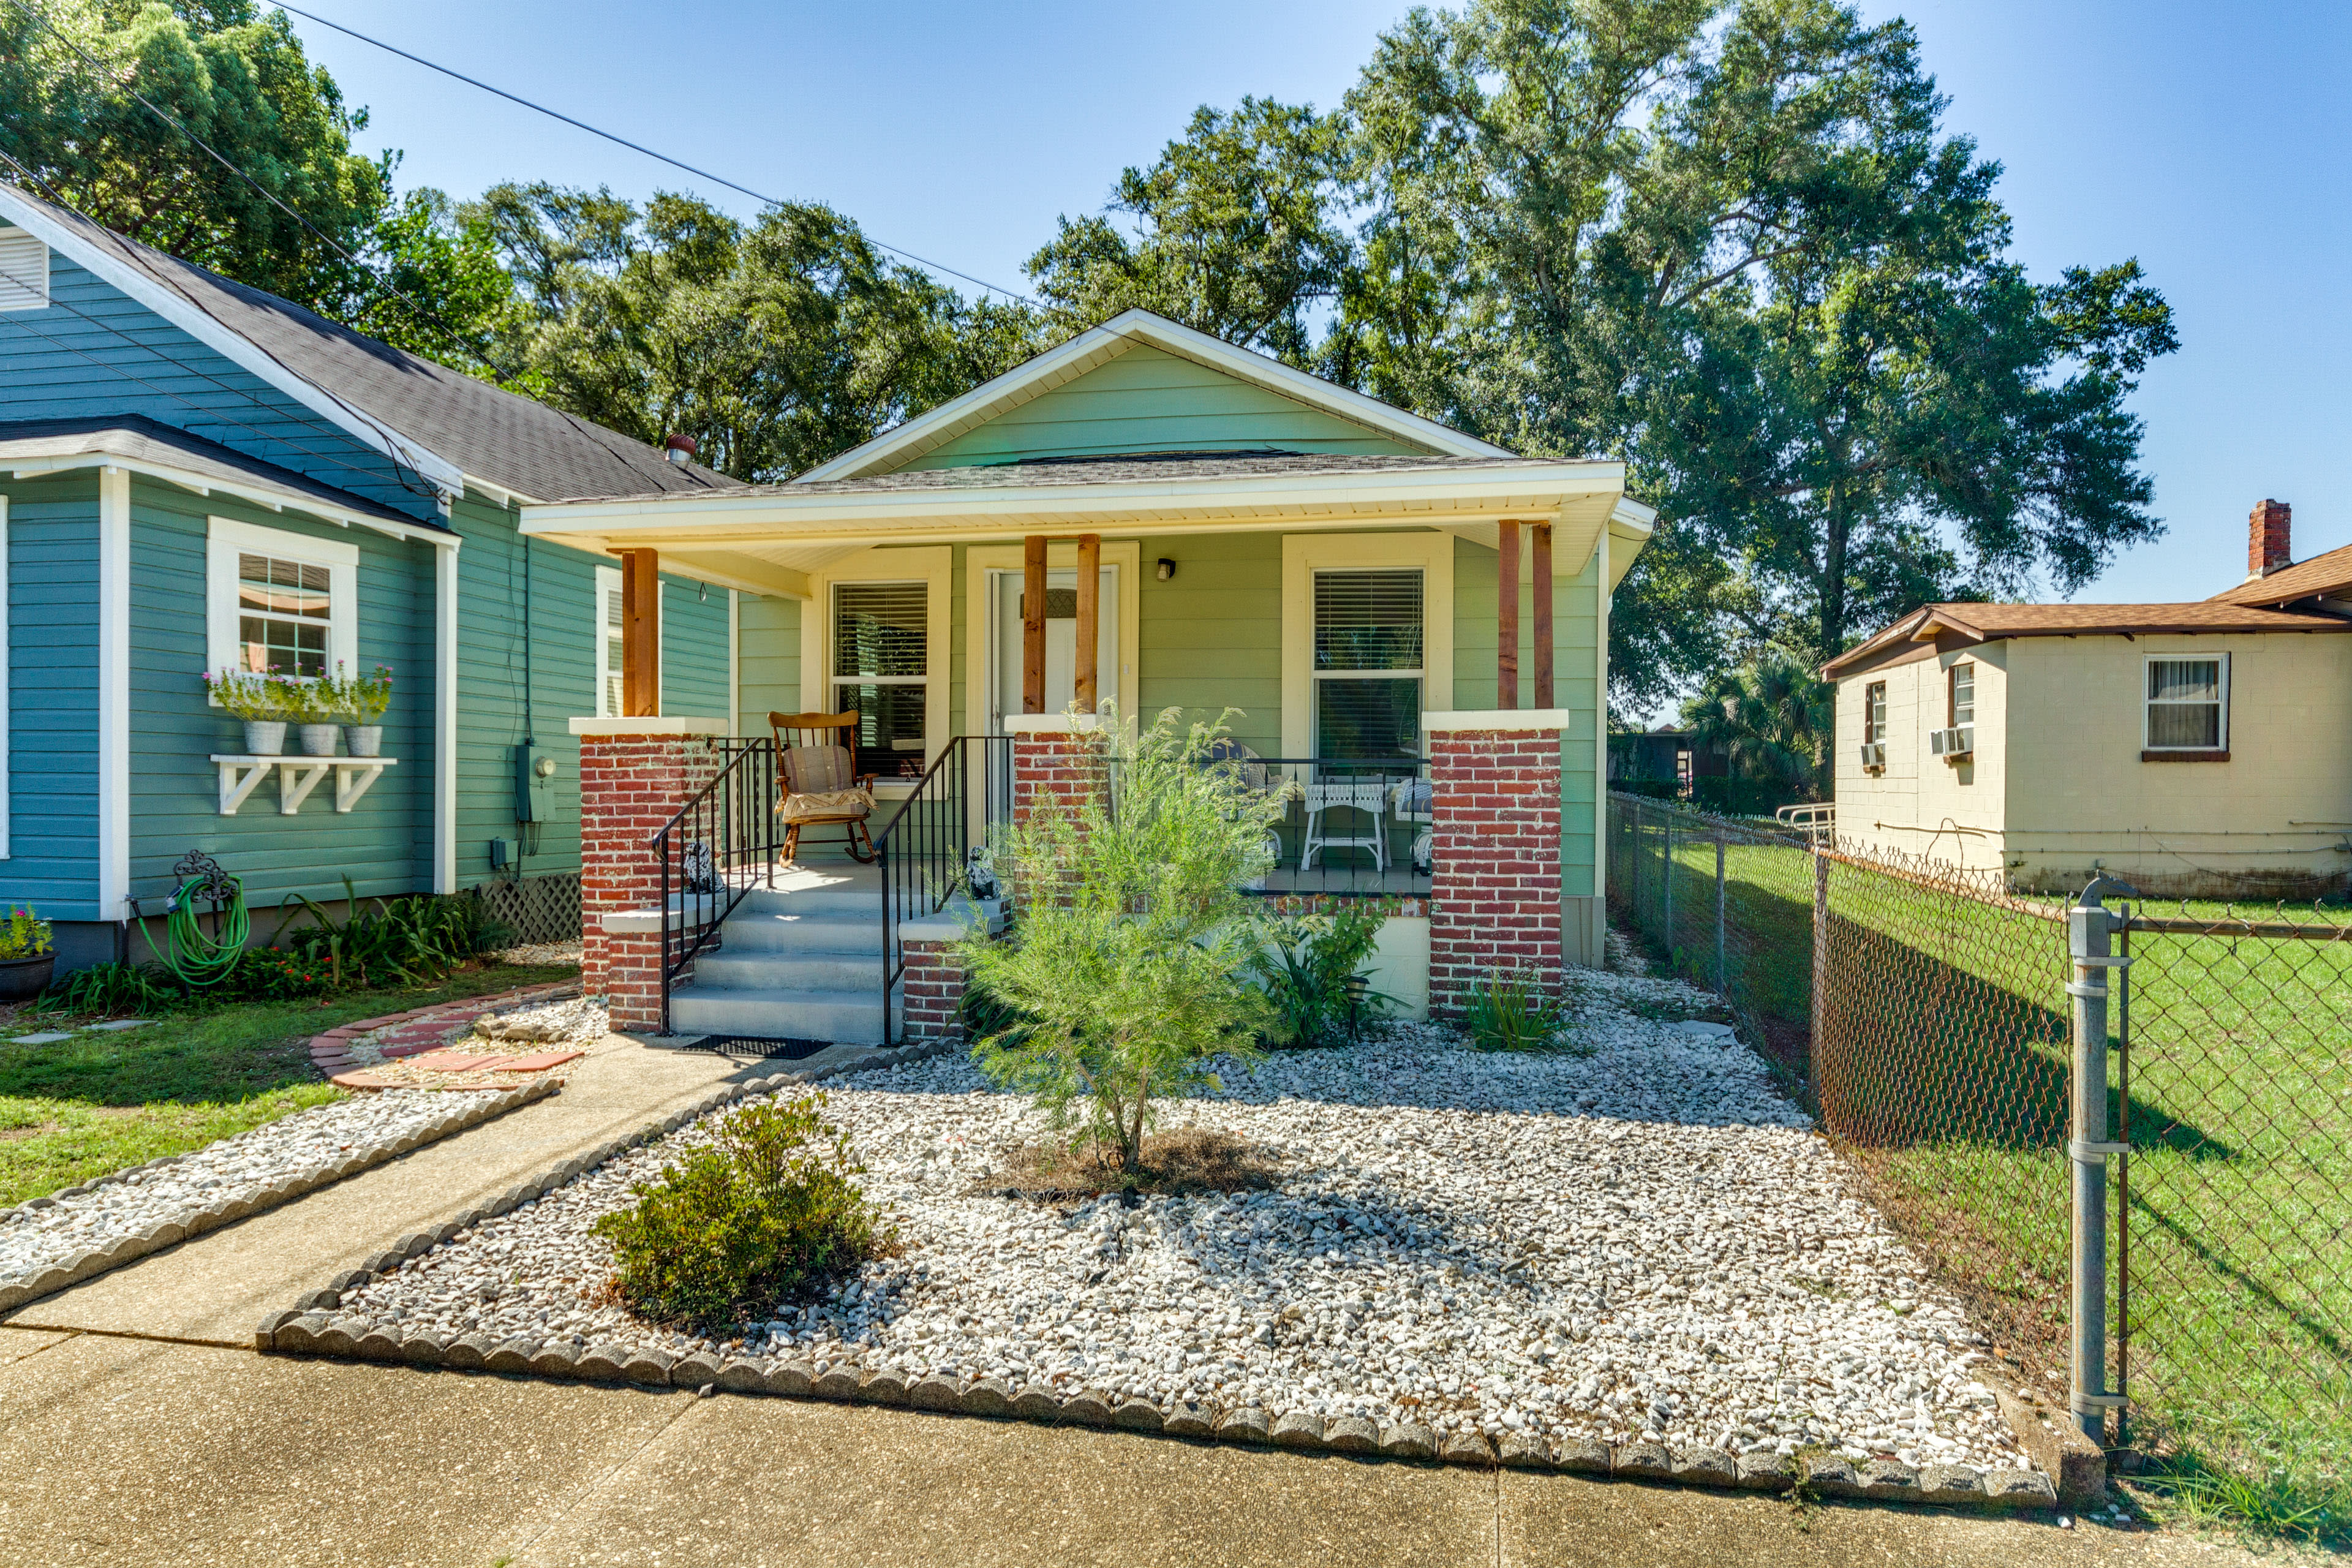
[876,734,1014,1046]
[1223,756,1434,899]
[654,737,782,1033]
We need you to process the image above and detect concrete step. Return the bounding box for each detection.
[717,911,882,954]
[689,949,884,992]
[668,985,895,1045]
[736,881,879,917]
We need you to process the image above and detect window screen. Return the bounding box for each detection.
[236,552,332,676]
[2147,657,2224,749]
[833,582,928,778]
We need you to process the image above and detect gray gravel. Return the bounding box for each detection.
[341,968,2027,1471]
[0,1091,464,1287]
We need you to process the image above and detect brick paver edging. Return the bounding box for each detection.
[307,984,581,1077]
[253,1044,2056,1517]
[0,1078,560,1316]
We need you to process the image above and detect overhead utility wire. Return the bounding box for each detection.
[266,0,1039,306]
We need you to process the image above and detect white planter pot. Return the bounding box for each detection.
[296,723,341,758]
[241,720,288,756]
[343,725,383,758]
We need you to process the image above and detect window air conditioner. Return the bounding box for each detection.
[1858,741,1885,769]
[1929,726,1975,758]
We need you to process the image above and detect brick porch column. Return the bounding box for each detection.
[570,715,730,1032]
[1005,712,1107,826]
[1423,709,1571,1019]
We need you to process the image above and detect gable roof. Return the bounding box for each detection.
[0,182,742,506]
[1823,599,2351,678]
[797,309,1520,482]
[2209,540,2352,608]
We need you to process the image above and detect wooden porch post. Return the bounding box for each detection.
[1532,521,1554,707]
[1021,533,1047,715]
[619,548,661,717]
[1496,519,1521,709]
[1074,533,1101,714]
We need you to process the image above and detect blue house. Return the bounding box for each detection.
[0,181,747,968]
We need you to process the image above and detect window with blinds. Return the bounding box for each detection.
[1313,569,1423,759]
[833,581,928,778]
[2147,655,2226,750]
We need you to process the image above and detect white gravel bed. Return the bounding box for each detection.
[341,995,607,1070]
[0,1091,461,1287]
[344,971,2026,1471]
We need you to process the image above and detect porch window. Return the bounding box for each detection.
[2147,655,2226,750]
[833,580,929,779]
[1313,569,1422,760]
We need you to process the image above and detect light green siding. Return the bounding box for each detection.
[1452,537,1603,898]
[1137,532,1284,755]
[736,593,801,732]
[660,576,731,721]
[905,345,1428,470]
[127,477,433,910]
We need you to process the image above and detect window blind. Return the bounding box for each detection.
[1314,570,1423,671]
[834,581,927,678]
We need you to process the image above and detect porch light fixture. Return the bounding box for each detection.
[1156,558,1176,581]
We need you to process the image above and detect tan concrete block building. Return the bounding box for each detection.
[1823,502,2352,898]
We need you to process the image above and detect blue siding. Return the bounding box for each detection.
[126,477,434,911]
[1,473,100,916]
[0,254,445,526]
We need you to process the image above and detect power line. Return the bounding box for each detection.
[266,0,1039,306]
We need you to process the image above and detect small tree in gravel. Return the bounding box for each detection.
[962,706,1283,1174]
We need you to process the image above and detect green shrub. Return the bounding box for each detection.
[593,1096,892,1330]
[962,706,1283,1174]
[33,960,178,1017]
[0,905,52,960]
[1464,970,1581,1053]
[220,946,333,1001]
[1253,908,1392,1047]
[270,880,509,988]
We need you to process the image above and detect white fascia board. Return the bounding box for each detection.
[796,308,1515,481]
[1604,497,1657,588]
[462,473,543,510]
[0,187,466,496]
[6,452,458,549]
[521,461,1627,541]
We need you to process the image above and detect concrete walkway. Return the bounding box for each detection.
[0,1329,2262,1568]
[1,1036,747,1344]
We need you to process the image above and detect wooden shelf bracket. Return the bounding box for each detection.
[210,755,397,816]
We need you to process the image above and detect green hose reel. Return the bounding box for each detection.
[144,851,249,988]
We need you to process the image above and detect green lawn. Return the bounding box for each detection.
[1607,799,2352,1542]
[0,962,576,1208]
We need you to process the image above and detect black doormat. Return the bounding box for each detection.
[686,1036,837,1061]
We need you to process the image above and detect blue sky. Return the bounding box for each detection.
[285,0,2350,608]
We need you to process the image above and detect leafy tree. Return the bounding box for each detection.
[960,707,1283,1174]
[1676,653,1834,793]
[474,184,1041,481]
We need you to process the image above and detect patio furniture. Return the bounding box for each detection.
[1302,772,1390,873]
[769,710,878,864]
[1390,774,1434,874]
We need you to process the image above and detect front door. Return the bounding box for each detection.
[989,566,1119,729]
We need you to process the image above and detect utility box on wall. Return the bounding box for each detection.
[514,744,556,823]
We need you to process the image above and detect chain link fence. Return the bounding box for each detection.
[1606,791,2351,1529]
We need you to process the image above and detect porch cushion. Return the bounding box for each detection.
[778,787,874,824]
[783,743,857,794]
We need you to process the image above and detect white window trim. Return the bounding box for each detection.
[205,516,359,693]
[1280,533,1453,758]
[796,547,951,793]
[2144,651,2230,752]
[1948,660,1976,728]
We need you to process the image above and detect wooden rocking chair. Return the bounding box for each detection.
[769,711,878,864]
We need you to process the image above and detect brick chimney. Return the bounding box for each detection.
[2248,499,2292,578]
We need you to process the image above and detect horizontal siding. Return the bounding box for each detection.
[907,345,1424,469]
[661,575,731,722]
[0,473,100,915]
[0,252,444,525]
[736,594,801,733]
[1137,532,1283,756]
[126,477,434,909]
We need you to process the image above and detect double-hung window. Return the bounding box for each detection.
[1947,662,1975,729]
[833,581,929,779]
[205,517,356,688]
[1313,569,1423,760]
[1862,680,1887,768]
[2146,655,2227,752]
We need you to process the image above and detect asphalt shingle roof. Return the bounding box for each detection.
[0,414,424,527]
[2208,541,2352,608]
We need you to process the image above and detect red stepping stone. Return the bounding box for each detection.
[491,1050,585,1072]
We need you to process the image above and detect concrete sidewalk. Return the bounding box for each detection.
[1,1036,747,1344]
[0,1330,2256,1568]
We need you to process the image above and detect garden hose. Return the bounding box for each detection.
[153,872,250,988]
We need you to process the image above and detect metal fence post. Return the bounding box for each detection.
[1661,813,1675,965]
[1714,830,1728,994]
[1809,849,1828,1053]
[2068,879,2134,1442]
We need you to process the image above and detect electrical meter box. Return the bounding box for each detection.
[515,744,548,823]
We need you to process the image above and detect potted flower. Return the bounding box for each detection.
[329,663,393,757]
[203,669,289,755]
[0,905,54,1000]
[288,677,341,757]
